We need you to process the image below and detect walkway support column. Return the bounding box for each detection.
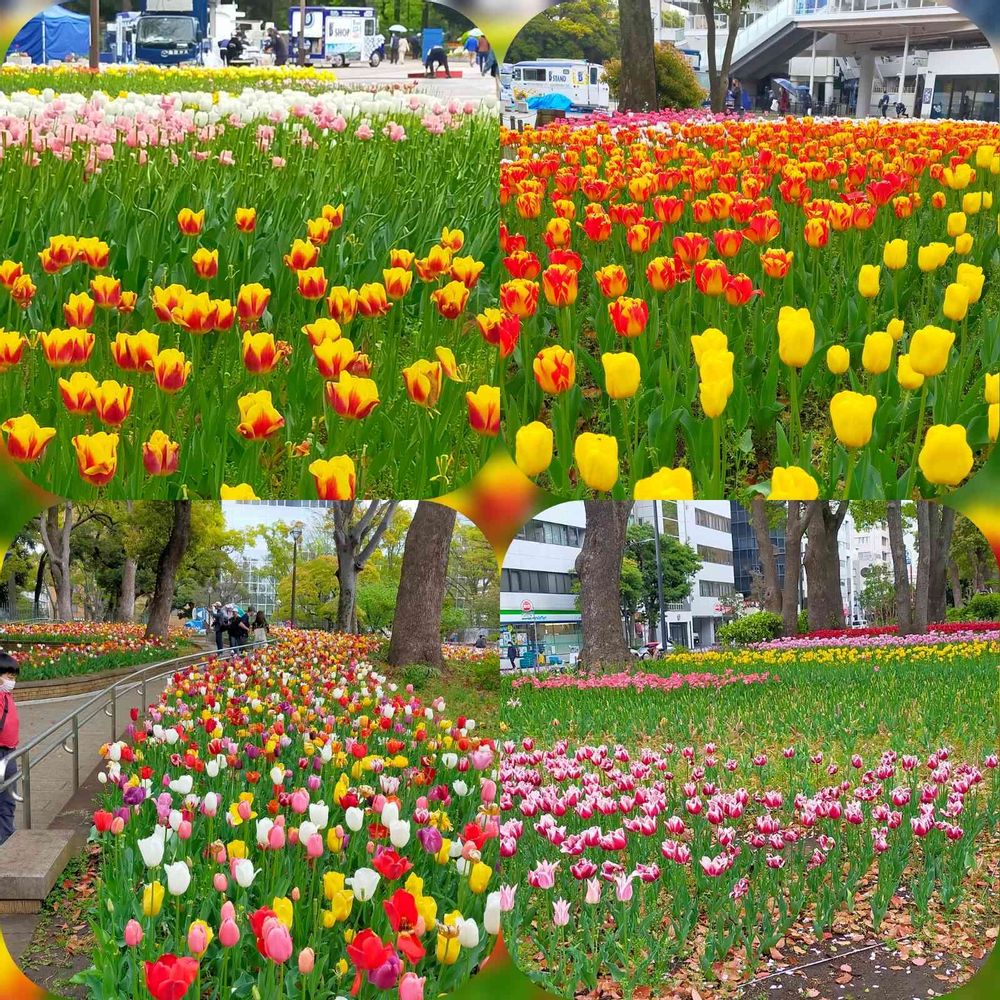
[897,30,909,110]
[808,31,818,97]
[857,52,876,117]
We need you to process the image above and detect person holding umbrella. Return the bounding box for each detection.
[387,23,407,64]
[464,32,478,67]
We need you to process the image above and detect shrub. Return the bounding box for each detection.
[964,593,1000,621]
[604,44,705,111]
[717,611,784,646]
[797,610,809,634]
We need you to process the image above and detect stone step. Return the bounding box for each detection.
[0,828,86,913]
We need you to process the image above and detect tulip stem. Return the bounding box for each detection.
[789,368,801,461]
[712,416,722,495]
[904,381,929,498]
[843,449,857,499]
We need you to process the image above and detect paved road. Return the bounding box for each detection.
[326,58,500,103]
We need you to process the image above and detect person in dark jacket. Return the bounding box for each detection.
[0,652,22,846]
[211,602,228,652]
[228,606,251,650]
[425,44,450,78]
[268,27,288,67]
[506,640,519,671]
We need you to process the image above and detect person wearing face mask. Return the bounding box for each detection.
[0,652,21,846]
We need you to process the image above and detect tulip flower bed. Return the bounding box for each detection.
[8,635,195,682]
[498,113,1000,499]
[499,642,999,997]
[0,85,500,499]
[82,630,500,1000]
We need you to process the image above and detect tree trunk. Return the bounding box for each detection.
[387,502,457,668]
[37,504,74,620]
[337,558,358,632]
[781,501,817,636]
[119,500,137,622]
[33,551,47,617]
[578,501,634,667]
[332,501,399,634]
[886,500,913,634]
[618,0,657,112]
[947,559,963,610]
[145,502,192,640]
[913,502,956,632]
[718,0,743,110]
[749,498,782,614]
[804,502,849,631]
[701,1,720,111]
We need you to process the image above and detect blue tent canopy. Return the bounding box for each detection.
[10,5,90,65]
[527,92,574,111]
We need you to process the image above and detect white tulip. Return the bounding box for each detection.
[453,780,469,797]
[441,753,458,770]
[168,810,183,832]
[137,827,166,868]
[456,857,471,876]
[202,792,219,817]
[205,759,220,778]
[256,818,274,846]
[381,801,399,827]
[345,807,364,832]
[484,892,501,936]
[164,861,191,896]
[270,765,285,786]
[163,729,179,746]
[309,802,329,830]
[233,858,257,888]
[349,867,380,902]
[298,820,318,844]
[389,821,410,849]
[458,918,480,949]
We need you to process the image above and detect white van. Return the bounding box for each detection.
[502,59,611,110]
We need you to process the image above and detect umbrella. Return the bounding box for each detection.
[388,24,408,33]
[462,28,484,39]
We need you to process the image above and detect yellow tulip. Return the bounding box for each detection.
[861,332,893,375]
[574,433,619,492]
[826,345,850,375]
[956,262,985,303]
[776,305,814,368]
[942,163,972,190]
[220,483,259,500]
[514,421,554,477]
[601,352,641,400]
[954,233,974,255]
[699,349,734,396]
[908,325,954,377]
[271,896,294,929]
[886,318,904,342]
[857,264,880,299]
[829,391,877,449]
[691,327,728,366]
[897,354,925,391]
[962,191,987,214]
[942,282,970,322]
[917,242,952,272]
[989,404,998,444]
[918,424,974,486]
[975,144,996,168]
[142,881,165,917]
[986,373,999,405]
[633,466,694,500]
[946,212,967,237]
[768,466,820,500]
[882,239,907,271]
[699,378,731,419]
[468,862,492,894]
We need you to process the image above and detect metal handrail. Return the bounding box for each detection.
[0,639,280,830]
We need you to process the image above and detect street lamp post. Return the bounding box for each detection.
[289,523,303,626]
[651,502,667,647]
[298,0,307,67]
[89,0,100,70]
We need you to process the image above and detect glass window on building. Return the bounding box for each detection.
[699,580,735,598]
[660,501,679,537]
[930,75,999,122]
[695,508,732,533]
[697,544,733,566]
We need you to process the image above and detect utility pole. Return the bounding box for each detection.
[290,523,303,626]
[652,502,667,647]
[298,0,307,66]
[90,0,100,71]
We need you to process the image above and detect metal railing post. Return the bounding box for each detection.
[111,685,118,741]
[21,751,31,830]
[71,715,80,795]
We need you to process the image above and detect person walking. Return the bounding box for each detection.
[464,33,478,67]
[211,602,228,652]
[506,638,519,672]
[0,653,22,847]
[476,34,490,75]
[268,27,288,67]
[425,44,450,78]
[398,35,408,63]
[227,605,250,652]
[879,92,891,118]
[252,610,269,646]
[731,77,743,116]
[389,32,400,65]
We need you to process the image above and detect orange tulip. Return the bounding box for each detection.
[357,282,392,318]
[37,249,62,275]
[533,345,575,394]
[177,209,204,235]
[626,223,657,254]
[283,239,319,271]
[236,390,285,440]
[151,284,187,323]
[594,265,629,298]
[172,291,218,333]
[118,290,138,314]
[2,414,56,462]
[307,217,334,246]
[312,337,358,379]
[608,296,650,337]
[646,256,678,293]
[760,248,794,279]
[309,456,356,500]
[322,203,345,228]
[541,264,578,308]
[435,345,461,381]
[58,371,98,413]
[348,354,372,377]
[414,245,453,282]
[402,360,444,407]
[242,331,282,374]
[76,237,110,269]
[544,217,572,249]
[694,259,730,297]
[297,267,328,300]
[713,229,744,258]
[326,371,380,420]
[111,330,159,373]
[0,260,24,288]
[428,280,469,320]
[389,248,415,270]
[743,212,781,245]
[153,348,192,393]
[235,207,257,232]
[303,317,342,346]
[672,233,710,265]
[476,309,520,358]
[212,299,235,332]
[92,380,133,426]
[236,283,271,327]
[10,274,36,309]
[192,248,219,279]
[499,279,539,319]
[43,235,78,271]
[90,275,122,308]
[382,267,414,301]
[450,256,485,289]
[466,385,500,436]
[40,327,95,367]
[0,330,27,371]
[440,226,464,252]
[327,286,359,324]
[143,430,180,477]
[64,292,96,328]
[803,217,830,249]
[71,431,119,486]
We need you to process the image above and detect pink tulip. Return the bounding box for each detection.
[188,922,210,955]
[584,878,602,905]
[124,919,143,948]
[399,971,425,1000]
[213,873,228,893]
[220,901,235,922]
[268,825,286,850]
[177,820,192,840]
[552,898,570,926]
[298,947,315,974]
[219,918,240,948]
[237,800,253,821]
[289,790,309,814]
[262,916,293,963]
[306,833,323,858]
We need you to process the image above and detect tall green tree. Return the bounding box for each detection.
[618,0,657,112]
[276,555,340,628]
[446,523,498,631]
[700,0,748,112]
[625,522,701,631]
[507,0,620,64]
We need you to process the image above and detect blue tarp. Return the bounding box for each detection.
[10,5,90,64]
[527,92,574,111]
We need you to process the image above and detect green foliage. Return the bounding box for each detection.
[356,582,399,632]
[440,601,469,637]
[508,0,620,64]
[605,43,705,111]
[716,611,784,646]
[948,592,1000,622]
[859,564,896,626]
[798,609,809,633]
[624,523,702,628]
[275,554,339,627]
[618,555,645,627]
[447,524,499,630]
